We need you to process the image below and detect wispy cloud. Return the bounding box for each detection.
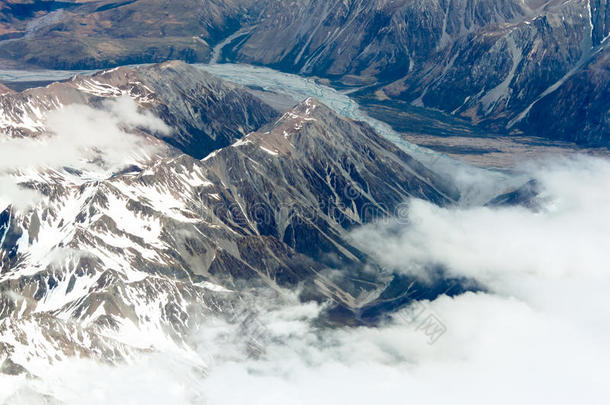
[0,95,169,210]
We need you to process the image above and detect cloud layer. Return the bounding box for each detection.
[351,156,610,295]
[1,148,608,404]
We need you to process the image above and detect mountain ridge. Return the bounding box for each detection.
[0,63,472,377]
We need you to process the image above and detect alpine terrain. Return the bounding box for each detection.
[0,1,608,404]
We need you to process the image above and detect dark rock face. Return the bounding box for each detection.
[591,0,610,47]
[135,61,279,158]
[0,207,22,265]
[224,0,526,83]
[486,179,540,208]
[521,48,610,146]
[378,0,609,145]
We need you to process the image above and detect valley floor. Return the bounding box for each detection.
[357,97,610,169]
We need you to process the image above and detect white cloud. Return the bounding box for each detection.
[351,155,610,288]
[0,96,169,210]
[0,178,42,210]
[191,289,610,405]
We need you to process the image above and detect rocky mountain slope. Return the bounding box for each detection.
[0,62,467,377]
[0,60,277,158]
[224,0,609,145]
[0,0,256,69]
[520,44,609,145]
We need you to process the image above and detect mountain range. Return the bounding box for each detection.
[0,61,475,376]
[0,0,608,146]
